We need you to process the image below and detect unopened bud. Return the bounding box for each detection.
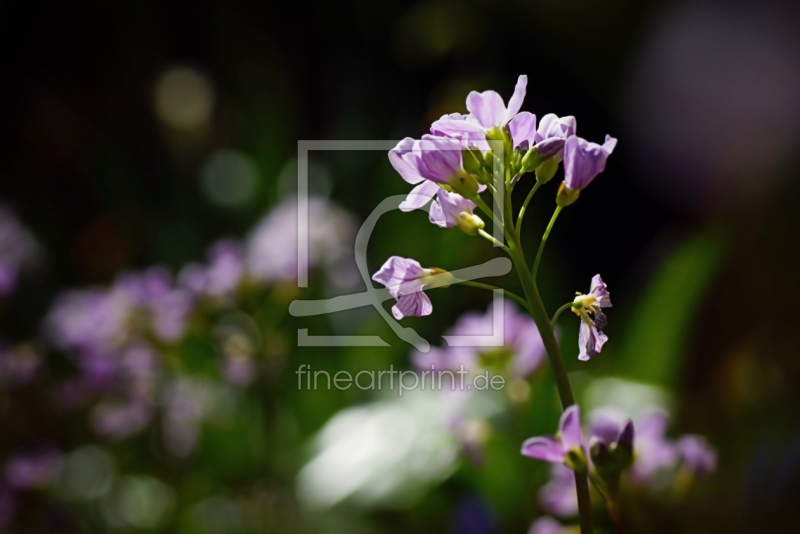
[462,148,483,176]
[521,147,545,173]
[556,182,580,207]
[536,158,559,184]
[455,212,485,236]
[449,170,479,199]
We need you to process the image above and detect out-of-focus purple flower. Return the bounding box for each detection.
[589,409,634,453]
[223,353,257,387]
[572,275,612,361]
[521,406,585,469]
[372,257,447,319]
[539,464,578,517]
[629,411,679,484]
[4,449,62,490]
[677,435,717,475]
[510,113,577,158]
[452,496,494,534]
[528,516,565,534]
[245,195,356,283]
[428,189,484,234]
[430,75,528,137]
[0,204,42,297]
[179,239,245,298]
[389,135,479,212]
[413,300,547,378]
[44,289,129,353]
[0,344,41,387]
[91,398,153,441]
[0,485,15,530]
[562,135,617,191]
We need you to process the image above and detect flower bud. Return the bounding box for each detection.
[462,147,483,176]
[449,170,480,199]
[521,147,545,173]
[536,158,559,184]
[556,182,580,207]
[455,212,485,236]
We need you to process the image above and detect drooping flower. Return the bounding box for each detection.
[562,135,618,191]
[572,274,612,361]
[521,405,586,471]
[430,75,528,139]
[372,256,451,320]
[390,135,479,211]
[428,189,484,235]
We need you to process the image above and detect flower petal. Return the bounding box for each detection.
[590,274,611,307]
[392,291,432,319]
[429,117,485,137]
[578,320,608,361]
[521,436,565,463]
[504,74,528,123]
[559,405,583,452]
[372,256,426,297]
[509,111,537,149]
[399,180,440,212]
[466,90,506,129]
[389,138,425,184]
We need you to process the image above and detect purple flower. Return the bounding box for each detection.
[428,189,484,234]
[677,435,717,475]
[629,411,679,484]
[430,75,528,137]
[572,275,612,361]
[412,300,547,378]
[589,410,634,452]
[3,449,62,490]
[0,204,42,297]
[91,398,153,440]
[372,257,448,319]
[528,517,565,534]
[245,195,356,283]
[179,239,245,298]
[563,135,617,191]
[389,135,479,212]
[539,464,578,517]
[510,113,577,157]
[521,405,586,470]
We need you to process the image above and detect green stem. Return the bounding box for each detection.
[458,281,532,314]
[515,181,542,235]
[531,205,562,283]
[506,211,594,534]
[550,302,573,326]
[478,229,510,253]
[472,195,512,243]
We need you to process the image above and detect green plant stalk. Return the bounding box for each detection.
[531,205,562,281]
[500,169,594,533]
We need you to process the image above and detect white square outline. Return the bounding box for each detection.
[295,140,507,349]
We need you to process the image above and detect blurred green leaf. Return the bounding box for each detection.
[615,228,725,388]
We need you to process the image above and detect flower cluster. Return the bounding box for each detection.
[522,406,717,524]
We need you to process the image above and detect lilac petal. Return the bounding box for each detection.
[521,436,565,463]
[399,180,440,212]
[590,413,623,446]
[372,256,426,297]
[539,464,579,518]
[504,74,528,123]
[603,135,618,153]
[389,138,425,184]
[429,117,485,137]
[677,435,717,474]
[590,274,611,307]
[392,292,432,319]
[578,320,608,361]
[618,420,635,450]
[559,405,583,452]
[429,189,475,228]
[637,411,670,441]
[417,135,463,183]
[535,137,566,159]
[563,135,616,191]
[509,111,537,149]
[466,90,506,129]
